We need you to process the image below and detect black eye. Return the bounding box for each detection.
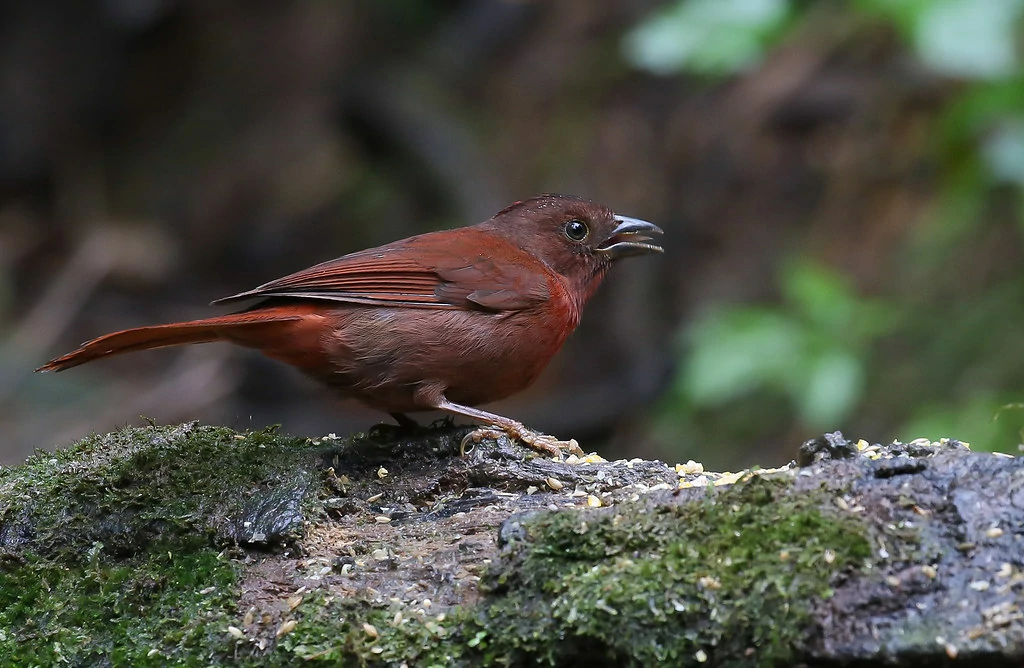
[563,219,589,242]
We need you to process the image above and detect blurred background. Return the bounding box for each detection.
[3,0,1024,469]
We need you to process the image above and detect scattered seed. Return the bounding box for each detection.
[698,576,721,590]
[922,565,937,579]
[227,626,245,640]
[986,526,1004,539]
[276,620,297,637]
[363,623,379,638]
[375,516,392,524]
[546,477,564,491]
[587,495,602,508]
[287,595,304,611]
[367,492,384,503]
[695,649,708,663]
[676,460,704,475]
[377,467,388,479]
[824,549,836,564]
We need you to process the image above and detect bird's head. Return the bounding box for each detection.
[482,194,663,300]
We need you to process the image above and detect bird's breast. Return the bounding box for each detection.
[318,300,578,410]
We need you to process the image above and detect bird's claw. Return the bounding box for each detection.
[459,426,583,459]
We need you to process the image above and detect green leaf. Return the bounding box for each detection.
[682,309,804,405]
[913,0,1024,80]
[623,0,790,76]
[982,117,1024,184]
[780,261,857,334]
[794,349,864,428]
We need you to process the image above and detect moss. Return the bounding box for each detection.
[0,423,323,557]
[240,595,454,666]
[227,475,872,667]
[457,474,873,667]
[0,424,877,666]
[0,543,238,666]
[0,423,332,666]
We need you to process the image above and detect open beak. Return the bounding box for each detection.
[596,215,664,260]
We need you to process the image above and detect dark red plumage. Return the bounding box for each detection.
[38,194,663,455]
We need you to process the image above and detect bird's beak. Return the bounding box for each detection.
[596,215,664,259]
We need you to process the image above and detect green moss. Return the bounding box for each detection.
[231,475,872,667]
[459,475,872,667]
[0,543,238,666]
[0,423,323,557]
[245,595,453,666]
[0,424,876,666]
[0,423,333,666]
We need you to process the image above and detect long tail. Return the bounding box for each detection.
[36,307,314,373]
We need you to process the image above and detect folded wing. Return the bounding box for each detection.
[213,229,552,312]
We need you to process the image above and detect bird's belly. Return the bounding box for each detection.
[317,306,572,412]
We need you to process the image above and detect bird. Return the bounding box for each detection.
[37,194,663,457]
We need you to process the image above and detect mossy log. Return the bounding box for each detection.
[0,424,1021,666]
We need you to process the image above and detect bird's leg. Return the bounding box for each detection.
[435,398,584,458]
[389,412,421,430]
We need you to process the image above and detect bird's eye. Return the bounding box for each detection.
[563,219,589,242]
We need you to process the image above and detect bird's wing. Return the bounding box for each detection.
[212,229,552,312]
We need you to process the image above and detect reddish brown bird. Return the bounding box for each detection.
[38,194,663,456]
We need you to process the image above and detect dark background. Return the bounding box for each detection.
[3,0,1024,468]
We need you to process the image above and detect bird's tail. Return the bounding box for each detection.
[36,306,316,373]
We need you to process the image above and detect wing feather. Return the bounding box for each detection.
[213,229,551,312]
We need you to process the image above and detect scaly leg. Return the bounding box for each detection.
[435,399,583,458]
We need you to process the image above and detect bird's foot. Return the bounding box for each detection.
[460,426,583,459]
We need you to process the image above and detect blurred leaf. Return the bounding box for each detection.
[914,0,1024,79]
[681,308,804,405]
[678,263,890,429]
[795,349,864,428]
[982,118,1024,184]
[780,260,857,334]
[856,0,1024,79]
[623,0,791,76]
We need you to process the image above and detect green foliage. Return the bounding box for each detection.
[623,0,792,76]
[682,261,893,430]
[856,0,1024,79]
[630,0,1024,455]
